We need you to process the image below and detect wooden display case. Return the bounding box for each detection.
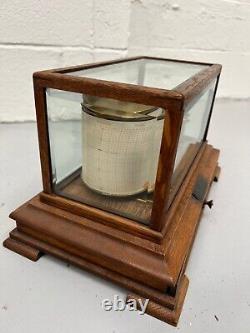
[3,56,221,326]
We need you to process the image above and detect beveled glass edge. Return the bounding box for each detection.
[41,56,213,75]
[33,56,221,111]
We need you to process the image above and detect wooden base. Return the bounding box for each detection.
[3,143,220,326]
[4,227,188,325]
[3,236,43,262]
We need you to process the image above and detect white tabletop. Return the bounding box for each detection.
[1,99,250,333]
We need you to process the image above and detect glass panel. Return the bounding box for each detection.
[171,79,217,199]
[46,89,82,183]
[65,58,208,90]
[46,88,165,225]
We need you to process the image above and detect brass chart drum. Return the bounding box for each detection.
[81,96,164,196]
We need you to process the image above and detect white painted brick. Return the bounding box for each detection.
[1,0,250,122]
[0,0,93,46]
[60,48,93,67]
[93,49,127,62]
[129,0,250,52]
[94,0,130,48]
[0,46,61,122]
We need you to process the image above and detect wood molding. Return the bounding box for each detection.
[3,143,220,325]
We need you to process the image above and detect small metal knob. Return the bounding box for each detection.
[203,200,214,209]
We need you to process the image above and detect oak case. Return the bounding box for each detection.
[3,56,221,326]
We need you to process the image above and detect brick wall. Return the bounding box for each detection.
[0,0,248,121]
